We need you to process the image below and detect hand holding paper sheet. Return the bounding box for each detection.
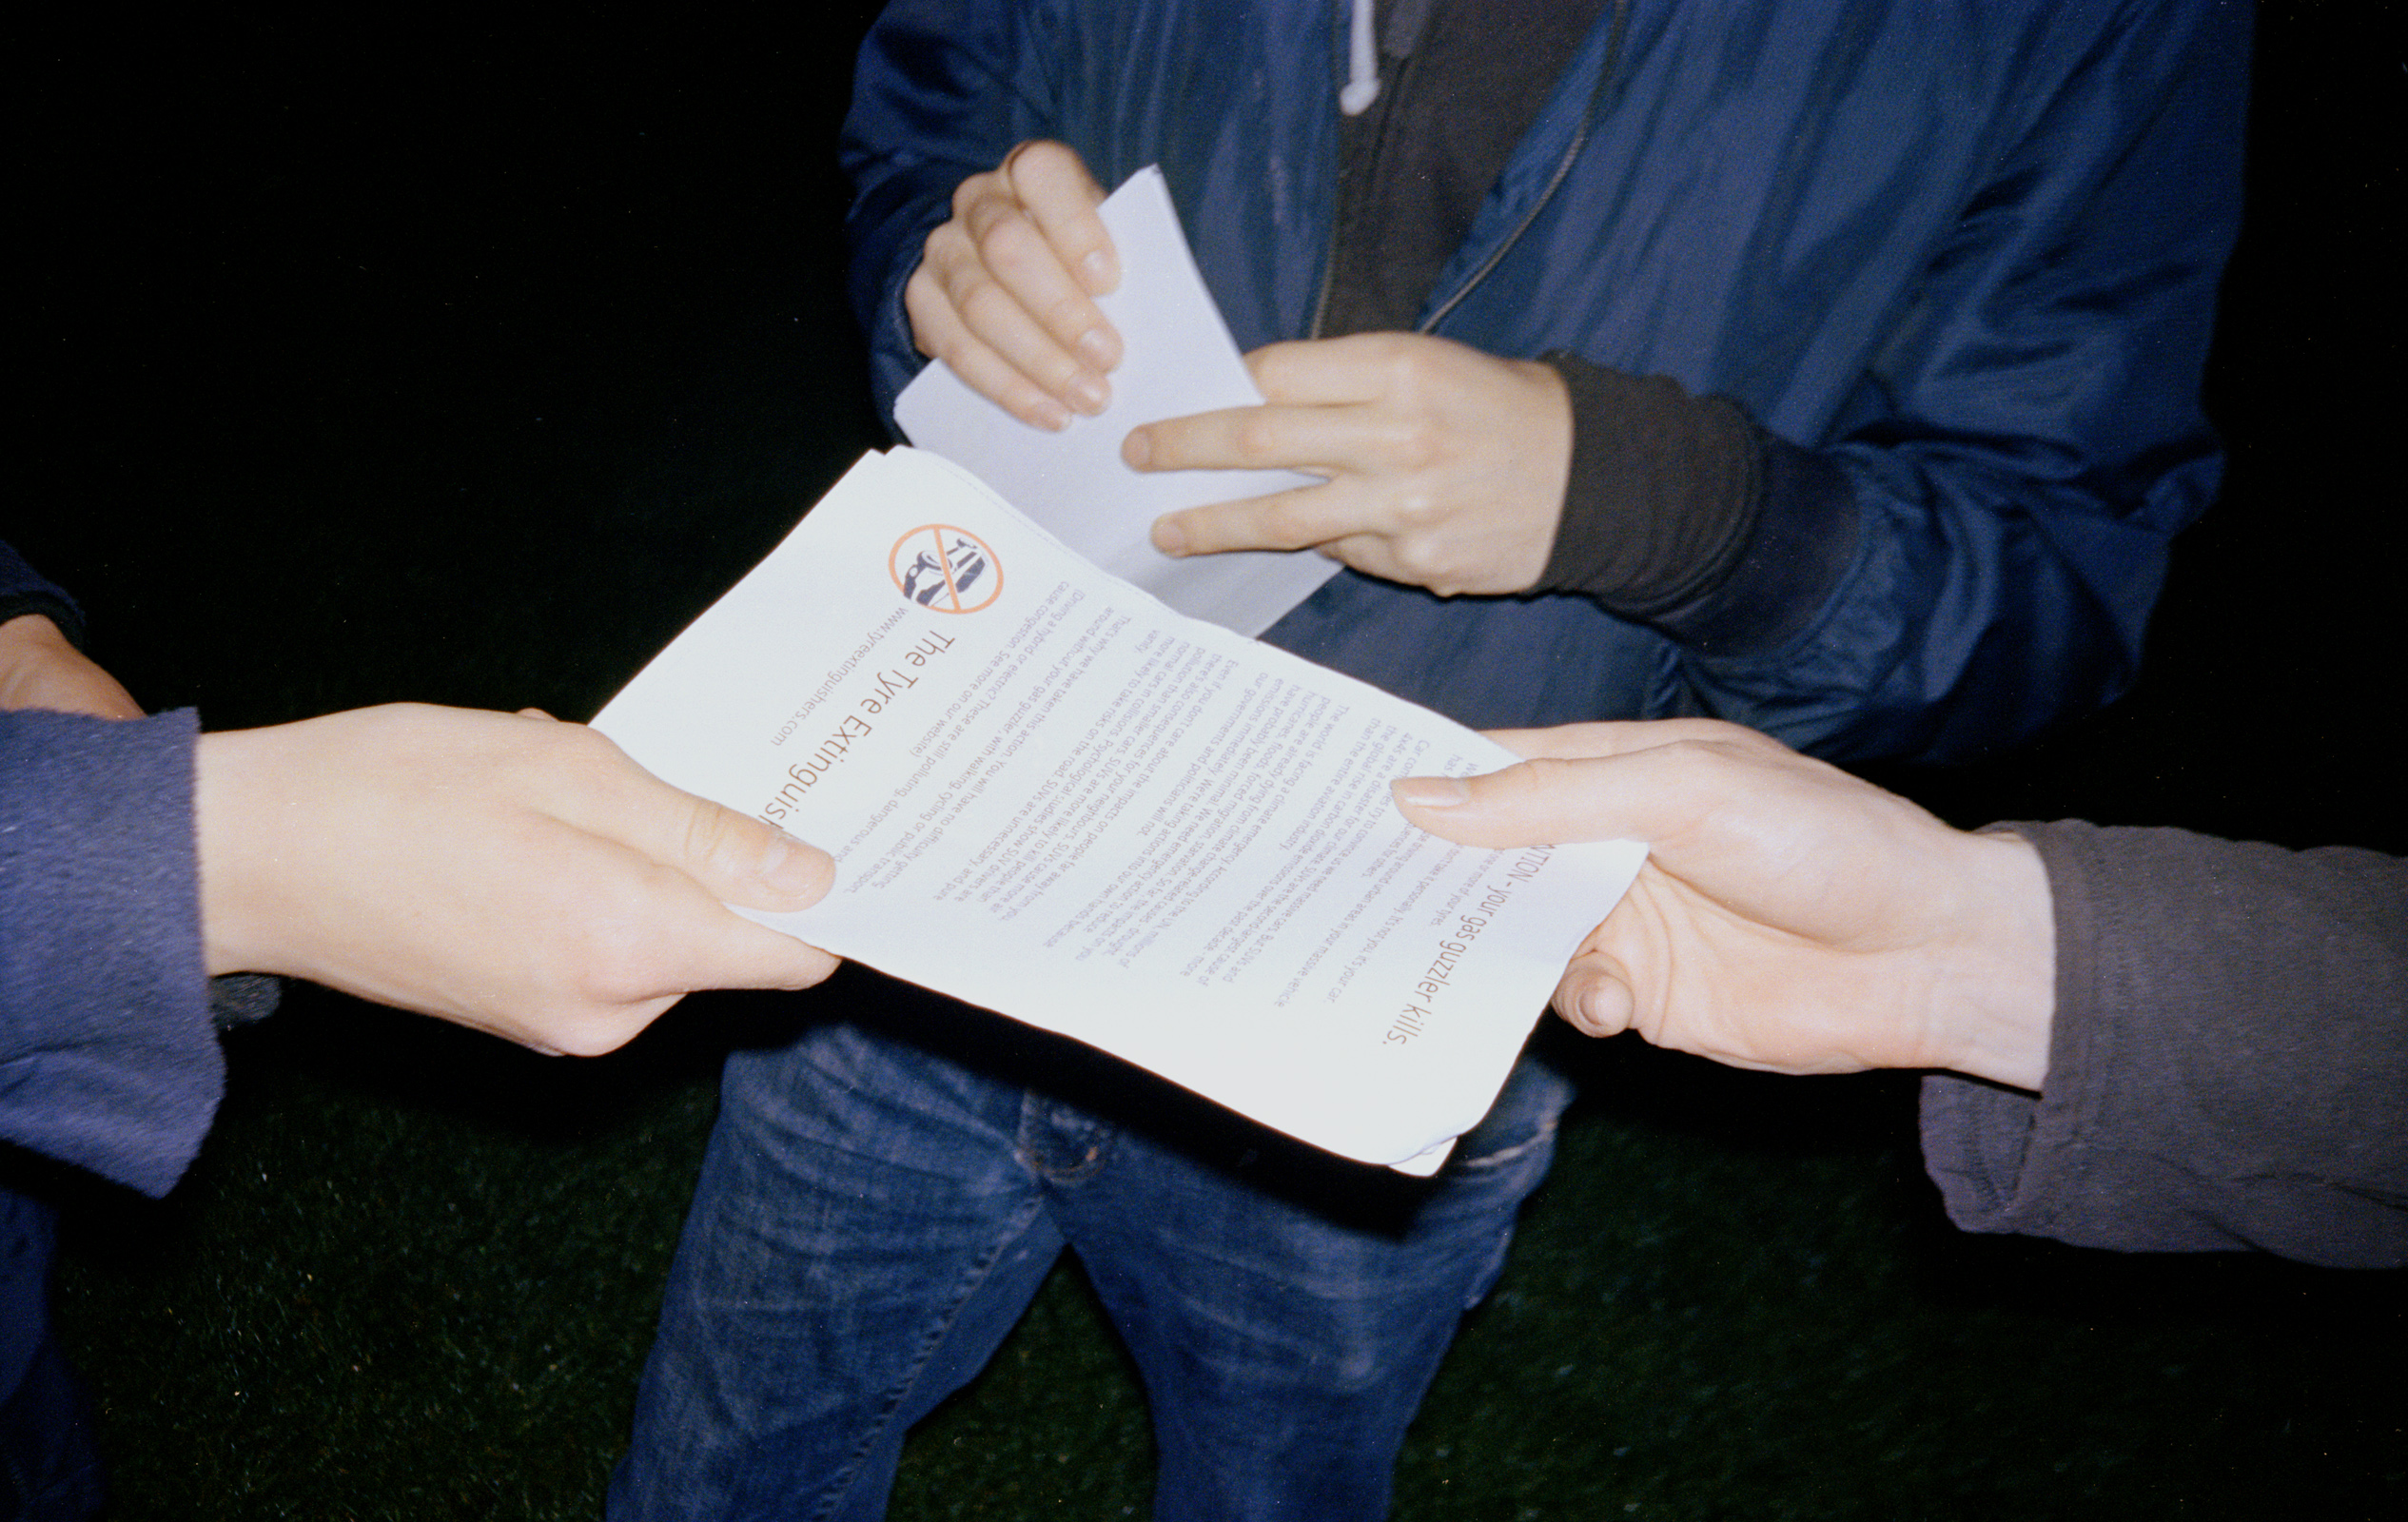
[895,166,1341,637]
[595,448,1642,1173]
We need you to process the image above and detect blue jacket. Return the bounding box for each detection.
[843,0,2247,761]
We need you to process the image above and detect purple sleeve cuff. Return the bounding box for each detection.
[0,708,224,1196]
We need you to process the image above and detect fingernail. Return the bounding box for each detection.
[1391,776,1470,809]
[1077,326,1120,369]
[1080,249,1117,292]
[1029,397,1071,432]
[1122,429,1152,469]
[1067,373,1109,415]
[1150,517,1187,556]
[758,830,830,898]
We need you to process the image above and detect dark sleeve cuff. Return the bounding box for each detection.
[1533,359,1860,657]
[1533,358,1759,614]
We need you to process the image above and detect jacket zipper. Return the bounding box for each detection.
[1307,0,1630,339]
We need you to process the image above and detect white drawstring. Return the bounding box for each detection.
[1341,0,1381,115]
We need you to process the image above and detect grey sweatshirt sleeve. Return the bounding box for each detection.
[1920,820,2408,1269]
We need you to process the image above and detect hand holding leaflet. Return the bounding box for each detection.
[594,449,1644,1172]
[895,166,1341,637]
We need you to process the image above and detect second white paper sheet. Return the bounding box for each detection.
[595,448,1643,1172]
[893,166,1340,637]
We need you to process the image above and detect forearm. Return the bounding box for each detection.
[1923,822,2408,1268]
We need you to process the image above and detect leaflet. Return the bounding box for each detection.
[893,166,1341,636]
[593,448,1644,1172]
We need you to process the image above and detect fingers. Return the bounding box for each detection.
[1003,141,1118,295]
[1128,394,1437,567]
[1390,748,1721,850]
[906,276,1082,431]
[497,829,838,1057]
[1124,339,1397,478]
[1145,476,1490,592]
[1127,333,1571,595]
[1126,399,1392,479]
[1148,480,1352,557]
[1243,336,1400,404]
[440,716,844,1005]
[676,795,838,912]
[908,141,1120,429]
[543,729,842,1000]
[1481,718,1773,762]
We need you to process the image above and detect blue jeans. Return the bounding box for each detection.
[610,976,1571,1521]
[1,1185,104,1521]
[613,578,1629,1519]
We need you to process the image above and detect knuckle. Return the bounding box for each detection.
[1036,349,1087,393]
[1390,540,1455,585]
[572,905,669,1003]
[954,278,1018,331]
[921,218,967,265]
[951,169,1002,217]
[903,282,949,353]
[1390,485,1444,527]
[1008,139,1072,188]
[677,797,734,874]
[973,210,1038,269]
[1260,499,1321,547]
[1375,338,1424,383]
[538,722,617,791]
[542,1007,653,1059]
[1230,411,1282,460]
[1522,755,1586,790]
[1384,416,1443,471]
[1039,290,1094,337]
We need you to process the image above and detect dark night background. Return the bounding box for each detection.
[12,4,2402,1518]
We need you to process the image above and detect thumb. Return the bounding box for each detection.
[553,722,837,913]
[670,793,836,913]
[1553,948,1637,1039]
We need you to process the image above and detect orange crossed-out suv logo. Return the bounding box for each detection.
[890,525,1002,614]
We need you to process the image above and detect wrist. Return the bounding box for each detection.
[1921,829,2056,1091]
[193,725,296,978]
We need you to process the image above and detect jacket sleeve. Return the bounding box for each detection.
[1,539,88,649]
[0,707,225,1197]
[1659,1,2250,762]
[841,0,1063,426]
[1921,821,2408,1269]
